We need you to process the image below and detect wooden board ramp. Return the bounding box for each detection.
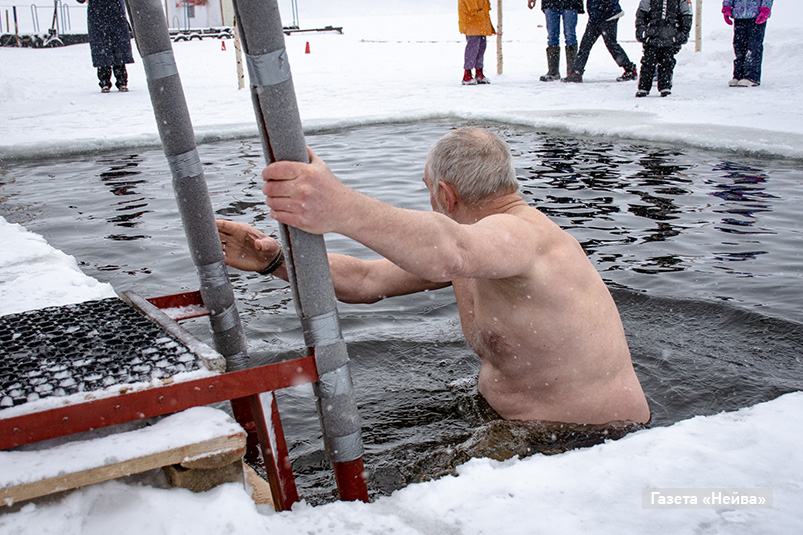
[0,407,273,508]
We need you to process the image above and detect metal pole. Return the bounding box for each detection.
[496,0,503,75]
[231,0,369,503]
[124,0,299,510]
[695,0,702,52]
[291,0,299,29]
[124,0,247,371]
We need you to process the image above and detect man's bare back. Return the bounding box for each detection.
[219,127,650,427]
[452,204,650,424]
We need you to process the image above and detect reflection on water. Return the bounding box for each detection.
[1,121,802,504]
[96,154,152,240]
[501,127,802,319]
[711,161,774,236]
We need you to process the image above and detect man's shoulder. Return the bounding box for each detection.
[481,205,548,232]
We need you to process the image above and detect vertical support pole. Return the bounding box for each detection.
[124,0,298,511]
[496,0,503,75]
[13,6,20,46]
[232,0,369,503]
[695,0,702,53]
[291,0,300,29]
[234,17,245,90]
[243,393,299,510]
[124,0,248,372]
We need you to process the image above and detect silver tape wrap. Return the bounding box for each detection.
[301,310,342,348]
[316,364,355,399]
[196,261,239,332]
[196,260,230,290]
[322,431,364,464]
[245,48,292,87]
[224,351,249,371]
[142,50,179,81]
[208,303,240,333]
[166,149,204,181]
[315,366,363,462]
[303,311,349,375]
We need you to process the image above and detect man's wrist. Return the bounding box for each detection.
[257,249,285,276]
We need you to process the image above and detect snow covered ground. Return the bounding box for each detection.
[1,1,801,533]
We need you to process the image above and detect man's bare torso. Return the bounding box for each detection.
[451,206,650,425]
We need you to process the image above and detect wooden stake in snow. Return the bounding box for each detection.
[234,17,245,89]
[496,0,503,74]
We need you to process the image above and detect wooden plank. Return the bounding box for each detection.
[1,431,246,505]
[244,463,275,510]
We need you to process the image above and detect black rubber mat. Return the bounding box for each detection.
[0,298,206,409]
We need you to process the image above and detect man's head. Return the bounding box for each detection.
[424,128,518,208]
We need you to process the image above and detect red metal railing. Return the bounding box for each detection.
[0,291,369,509]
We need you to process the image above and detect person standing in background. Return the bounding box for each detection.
[722,0,773,87]
[564,0,638,83]
[458,0,495,85]
[528,0,585,82]
[77,0,134,92]
[634,0,693,98]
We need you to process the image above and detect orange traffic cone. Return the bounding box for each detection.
[305,41,310,54]
[221,41,226,51]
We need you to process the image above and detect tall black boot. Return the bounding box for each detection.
[565,44,578,78]
[97,67,112,92]
[113,65,129,91]
[540,46,561,82]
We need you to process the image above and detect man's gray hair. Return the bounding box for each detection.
[425,128,518,205]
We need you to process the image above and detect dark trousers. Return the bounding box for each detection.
[732,18,766,83]
[573,18,635,75]
[638,45,677,92]
[97,65,128,89]
[464,35,487,70]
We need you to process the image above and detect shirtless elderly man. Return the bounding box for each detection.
[217,127,650,426]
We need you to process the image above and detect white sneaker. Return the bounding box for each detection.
[736,79,760,87]
[728,78,740,87]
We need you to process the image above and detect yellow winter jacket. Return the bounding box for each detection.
[458,0,494,36]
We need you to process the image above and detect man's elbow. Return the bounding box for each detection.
[427,251,467,282]
[336,290,385,305]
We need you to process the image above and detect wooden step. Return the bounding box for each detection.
[1,407,246,506]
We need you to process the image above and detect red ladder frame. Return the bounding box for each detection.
[0,290,368,509]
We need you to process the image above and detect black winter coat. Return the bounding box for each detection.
[541,0,584,11]
[586,0,624,23]
[77,0,134,67]
[636,0,693,48]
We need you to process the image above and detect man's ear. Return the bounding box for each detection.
[438,181,459,214]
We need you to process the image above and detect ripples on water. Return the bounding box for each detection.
[1,121,802,503]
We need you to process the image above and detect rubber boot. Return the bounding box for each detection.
[462,69,477,85]
[540,46,561,82]
[565,44,578,78]
[475,68,491,84]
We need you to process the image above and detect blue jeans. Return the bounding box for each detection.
[733,18,766,83]
[544,9,578,48]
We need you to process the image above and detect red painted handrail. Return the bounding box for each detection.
[0,355,318,450]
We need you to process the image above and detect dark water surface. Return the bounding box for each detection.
[2,121,802,503]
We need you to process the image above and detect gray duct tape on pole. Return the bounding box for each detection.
[232,0,364,463]
[125,0,248,372]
